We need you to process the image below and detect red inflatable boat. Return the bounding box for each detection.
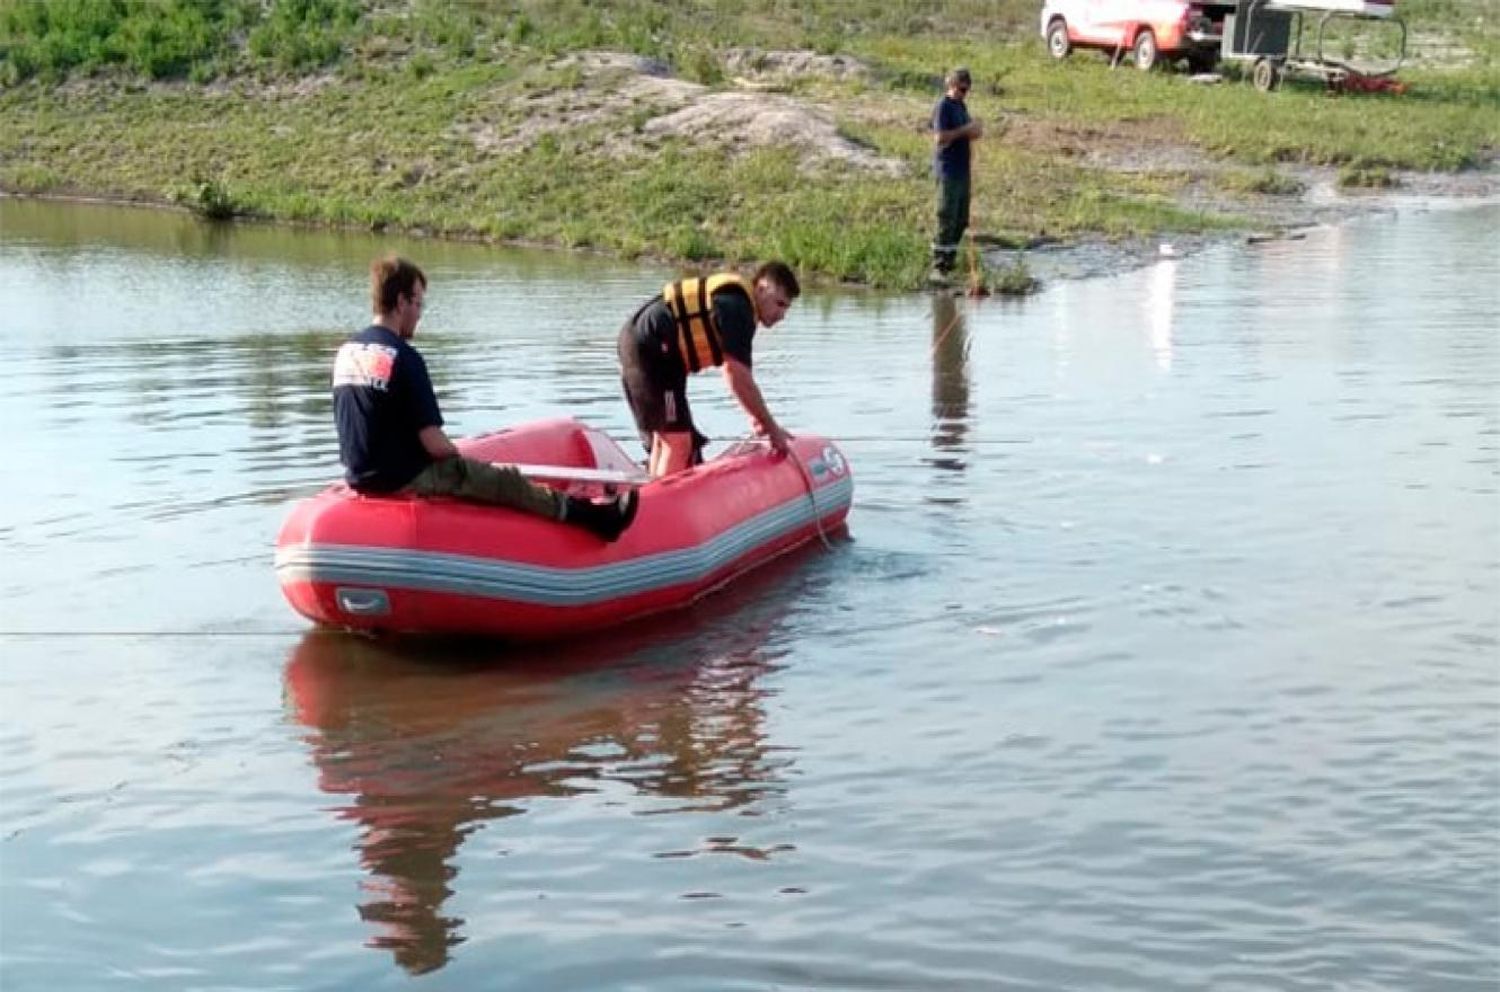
[275,418,852,639]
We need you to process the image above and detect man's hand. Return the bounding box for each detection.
[968,119,984,140]
[762,423,793,456]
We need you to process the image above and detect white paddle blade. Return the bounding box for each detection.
[503,462,651,486]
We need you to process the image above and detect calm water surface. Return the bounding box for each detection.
[2,198,1497,990]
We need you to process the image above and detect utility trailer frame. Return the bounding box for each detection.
[1220,0,1406,91]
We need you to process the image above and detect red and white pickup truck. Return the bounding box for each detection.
[1040,0,1232,71]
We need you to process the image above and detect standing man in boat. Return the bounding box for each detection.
[617,261,800,478]
[333,255,639,541]
[930,66,983,284]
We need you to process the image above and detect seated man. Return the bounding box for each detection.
[617,261,800,477]
[334,255,637,541]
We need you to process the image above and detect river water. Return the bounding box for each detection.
[2,197,1496,990]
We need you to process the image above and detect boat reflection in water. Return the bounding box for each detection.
[283,556,816,975]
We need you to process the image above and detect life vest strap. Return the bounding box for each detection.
[663,273,743,374]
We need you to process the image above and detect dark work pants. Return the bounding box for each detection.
[403,456,564,520]
[933,175,971,273]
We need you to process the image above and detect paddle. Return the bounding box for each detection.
[503,434,782,487]
[501,463,652,487]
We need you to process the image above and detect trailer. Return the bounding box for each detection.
[1220,0,1406,91]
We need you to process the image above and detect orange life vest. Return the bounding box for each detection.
[661,273,758,373]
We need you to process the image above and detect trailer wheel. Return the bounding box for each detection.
[1133,29,1158,71]
[1047,19,1071,60]
[1253,57,1282,92]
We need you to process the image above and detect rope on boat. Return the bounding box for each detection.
[730,433,835,551]
[790,445,835,551]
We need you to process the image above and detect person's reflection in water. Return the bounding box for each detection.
[284,571,799,976]
[929,292,972,474]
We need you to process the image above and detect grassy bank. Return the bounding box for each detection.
[2,0,1496,288]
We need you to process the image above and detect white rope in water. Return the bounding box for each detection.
[818,435,1033,445]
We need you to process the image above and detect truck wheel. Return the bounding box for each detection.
[1133,29,1158,71]
[1047,19,1071,60]
[1253,57,1282,92]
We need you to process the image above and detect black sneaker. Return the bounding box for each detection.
[565,490,640,542]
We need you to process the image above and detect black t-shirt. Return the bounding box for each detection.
[932,95,972,180]
[332,324,443,492]
[632,285,755,373]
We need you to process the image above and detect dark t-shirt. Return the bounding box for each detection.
[932,95,972,180]
[332,324,443,492]
[629,285,755,374]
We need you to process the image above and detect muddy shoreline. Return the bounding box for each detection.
[5,156,1497,291]
[981,157,1500,285]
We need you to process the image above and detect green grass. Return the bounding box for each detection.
[0,0,362,83]
[1338,162,1400,187]
[2,0,1497,288]
[1218,168,1307,195]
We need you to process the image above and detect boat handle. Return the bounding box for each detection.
[335,587,391,616]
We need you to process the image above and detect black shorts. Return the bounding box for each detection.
[618,319,695,452]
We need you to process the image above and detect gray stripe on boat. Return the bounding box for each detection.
[276,476,852,606]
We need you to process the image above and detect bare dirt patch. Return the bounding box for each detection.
[1002,112,1200,173]
[719,48,873,84]
[641,91,904,174]
[451,49,905,174]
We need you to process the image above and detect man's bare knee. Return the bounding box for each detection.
[653,431,695,477]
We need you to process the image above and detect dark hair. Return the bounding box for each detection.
[753,260,800,299]
[370,255,427,314]
[946,67,972,88]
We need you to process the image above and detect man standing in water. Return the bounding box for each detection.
[333,254,638,541]
[617,261,800,478]
[930,67,983,284]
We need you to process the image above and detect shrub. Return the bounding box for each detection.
[670,227,719,261]
[1220,168,1306,195]
[990,259,1040,296]
[678,43,724,86]
[246,0,360,72]
[1337,162,1399,188]
[178,175,243,219]
[0,0,252,81]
